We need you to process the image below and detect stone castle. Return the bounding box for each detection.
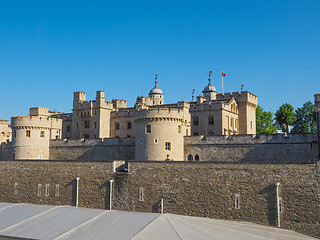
[0,74,319,238]
[0,73,258,161]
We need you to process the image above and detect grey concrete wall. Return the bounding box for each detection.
[49,138,135,160]
[185,134,318,163]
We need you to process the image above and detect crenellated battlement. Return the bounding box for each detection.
[216,91,258,105]
[50,137,135,147]
[185,133,316,145]
[0,120,9,124]
[135,107,185,121]
[111,109,136,118]
[112,99,127,109]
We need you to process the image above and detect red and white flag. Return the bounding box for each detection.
[222,71,228,77]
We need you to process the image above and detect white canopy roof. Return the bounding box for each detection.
[0,203,316,240]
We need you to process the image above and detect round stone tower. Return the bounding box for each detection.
[11,116,53,159]
[134,108,186,161]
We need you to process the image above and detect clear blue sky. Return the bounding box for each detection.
[1,0,319,120]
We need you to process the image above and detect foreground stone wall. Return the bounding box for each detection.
[49,138,135,160]
[185,134,318,163]
[0,160,319,238]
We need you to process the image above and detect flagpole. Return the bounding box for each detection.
[222,71,224,95]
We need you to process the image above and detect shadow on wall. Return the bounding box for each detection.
[98,181,111,210]
[152,199,161,213]
[66,179,77,206]
[259,184,277,226]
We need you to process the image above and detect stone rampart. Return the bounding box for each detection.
[49,138,135,160]
[185,134,318,163]
[0,160,318,238]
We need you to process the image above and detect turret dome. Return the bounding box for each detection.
[202,82,217,93]
[149,73,163,96]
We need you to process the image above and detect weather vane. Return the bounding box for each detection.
[241,83,244,92]
[154,73,158,83]
[192,88,195,101]
[208,69,212,82]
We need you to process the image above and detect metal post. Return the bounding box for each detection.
[75,177,80,207]
[275,182,280,228]
[161,198,164,214]
[109,180,113,210]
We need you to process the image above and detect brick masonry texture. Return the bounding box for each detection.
[0,160,319,238]
[184,134,318,163]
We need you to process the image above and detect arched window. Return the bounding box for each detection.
[187,154,193,161]
[195,154,200,161]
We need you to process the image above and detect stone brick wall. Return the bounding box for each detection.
[125,161,320,238]
[0,160,319,238]
[49,138,135,160]
[185,134,318,163]
[0,160,114,209]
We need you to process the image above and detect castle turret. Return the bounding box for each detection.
[11,116,62,160]
[148,73,164,105]
[134,108,187,161]
[202,70,217,101]
[315,94,320,159]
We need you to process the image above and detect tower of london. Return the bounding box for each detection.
[1,73,258,161]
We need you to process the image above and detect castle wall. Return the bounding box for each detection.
[0,120,11,144]
[0,160,318,238]
[184,134,318,163]
[49,138,135,160]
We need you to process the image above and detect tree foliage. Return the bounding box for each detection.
[256,105,277,134]
[291,101,316,134]
[275,103,296,134]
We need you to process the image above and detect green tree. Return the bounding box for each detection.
[275,103,296,134]
[256,105,277,134]
[291,101,316,133]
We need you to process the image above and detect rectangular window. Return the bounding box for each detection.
[279,197,283,213]
[186,129,188,136]
[55,184,60,197]
[38,184,42,197]
[231,118,234,128]
[208,116,214,125]
[165,142,171,151]
[139,187,144,202]
[193,117,199,126]
[67,125,71,132]
[226,116,229,129]
[250,121,253,129]
[146,124,151,134]
[14,130,16,138]
[76,123,78,129]
[26,130,31,137]
[235,194,240,209]
[94,122,97,128]
[45,184,50,196]
[178,125,181,134]
[115,122,120,130]
[14,183,18,195]
[84,121,90,129]
[127,121,132,129]
[40,131,45,138]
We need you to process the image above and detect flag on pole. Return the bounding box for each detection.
[222,71,228,77]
